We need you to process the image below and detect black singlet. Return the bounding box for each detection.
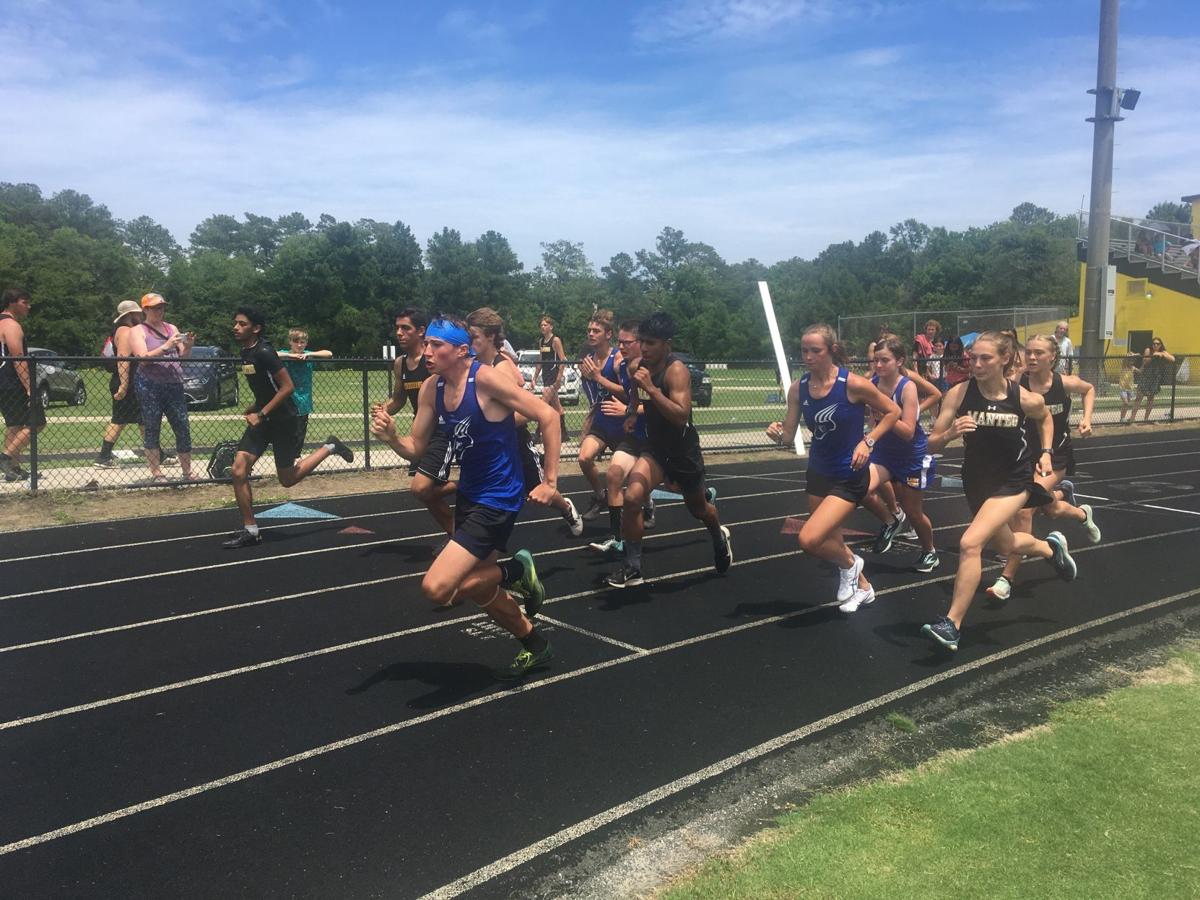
[240,339,298,417]
[539,336,560,382]
[1020,371,1071,455]
[956,378,1035,508]
[643,355,701,458]
[399,353,431,414]
[0,313,21,388]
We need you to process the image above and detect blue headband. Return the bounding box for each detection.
[426,319,476,357]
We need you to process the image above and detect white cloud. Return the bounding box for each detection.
[633,0,841,45]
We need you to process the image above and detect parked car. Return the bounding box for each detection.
[516,350,581,406]
[182,346,240,410]
[674,353,714,407]
[27,348,87,408]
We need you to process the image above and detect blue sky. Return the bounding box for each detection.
[3,0,1197,269]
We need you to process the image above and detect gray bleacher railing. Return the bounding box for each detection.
[0,353,1194,493]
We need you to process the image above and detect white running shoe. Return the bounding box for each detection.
[837,554,864,602]
[986,575,1012,600]
[839,584,875,614]
[562,497,584,537]
[1079,504,1101,544]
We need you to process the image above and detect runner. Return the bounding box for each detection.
[466,307,583,536]
[987,333,1101,600]
[861,335,940,573]
[378,309,455,537]
[577,309,625,521]
[370,315,561,679]
[607,312,731,588]
[534,315,567,443]
[589,319,653,554]
[223,308,353,548]
[766,324,900,613]
[0,288,44,482]
[921,330,1078,651]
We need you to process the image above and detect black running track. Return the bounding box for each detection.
[2,429,1199,898]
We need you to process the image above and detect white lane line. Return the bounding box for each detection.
[0,488,803,601]
[6,566,1198,861]
[419,582,1200,899]
[1073,493,1111,501]
[1136,503,1200,517]
[536,616,647,654]
[1082,449,1200,465]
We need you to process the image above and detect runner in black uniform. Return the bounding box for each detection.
[378,309,455,537]
[534,315,568,443]
[988,333,1101,599]
[0,288,44,481]
[466,307,583,536]
[922,331,1078,651]
[223,308,353,548]
[607,312,731,587]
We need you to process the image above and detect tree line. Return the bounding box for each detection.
[4,182,1181,360]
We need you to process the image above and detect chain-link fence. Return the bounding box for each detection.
[0,353,1195,493]
[837,307,1069,358]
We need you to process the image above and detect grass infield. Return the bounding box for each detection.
[663,643,1200,899]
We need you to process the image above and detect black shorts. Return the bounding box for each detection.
[1051,443,1075,477]
[453,497,521,560]
[110,390,141,426]
[614,432,645,458]
[411,429,453,484]
[645,443,706,492]
[963,477,1055,515]
[583,422,623,454]
[0,386,45,429]
[238,414,305,468]
[519,431,544,494]
[806,467,870,505]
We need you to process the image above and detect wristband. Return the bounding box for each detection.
[1040,449,1052,455]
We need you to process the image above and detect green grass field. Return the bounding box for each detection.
[664,644,1200,899]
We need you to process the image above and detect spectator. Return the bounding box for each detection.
[866,324,895,364]
[1054,321,1075,375]
[0,287,45,482]
[94,300,146,468]
[928,337,947,391]
[913,319,941,377]
[128,292,199,482]
[1129,337,1176,424]
[1118,353,1138,424]
[279,327,333,449]
[942,336,970,387]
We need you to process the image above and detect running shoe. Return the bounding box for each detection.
[325,435,354,463]
[0,457,20,482]
[898,524,918,541]
[582,492,607,520]
[222,528,262,549]
[1046,531,1077,582]
[562,497,584,537]
[643,502,656,529]
[922,616,960,651]
[705,486,718,505]
[837,554,865,602]
[494,644,554,681]
[93,457,119,469]
[1059,479,1076,507]
[915,550,940,573]
[1080,504,1101,544]
[838,584,875,614]
[606,564,644,588]
[986,575,1012,600]
[509,549,545,618]
[713,525,733,574]
[872,516,903,554]
[588,537,624,555]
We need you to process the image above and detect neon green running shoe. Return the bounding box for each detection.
[494,644,554,681]
[509,549,546,618]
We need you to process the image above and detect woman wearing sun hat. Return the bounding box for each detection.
[127,292,198,481]
[94,299,147,468]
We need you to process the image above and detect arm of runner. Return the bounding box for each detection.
[888,379,920,442]
[552,337,566,388]
[252,363,295,425]
[477,365,560,491]
[498,358,535,427]
[382,357,407,416]
[767,379,801,446]
[634,360,692,428]
[847,373,901,469]
[1020,388,1054,477]
[372,378,436,461]
[927,382,971,453]
[1062,374,1096,437]
[902,365,943,413]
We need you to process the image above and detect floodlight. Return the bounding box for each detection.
[1119,88,1140,110]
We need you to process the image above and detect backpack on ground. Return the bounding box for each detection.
[207,441,239,480]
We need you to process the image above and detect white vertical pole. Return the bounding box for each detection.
[757,281,806,456]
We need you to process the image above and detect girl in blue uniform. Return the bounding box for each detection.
[863,336,939,573]
[767,324,901,613]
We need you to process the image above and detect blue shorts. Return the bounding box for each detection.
[875,453,937,491]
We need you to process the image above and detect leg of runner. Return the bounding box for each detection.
[412,472,456,536]
[224,450,264,548]
[577,432,608,519]
[608,455,658,586]
[590,448,636,554]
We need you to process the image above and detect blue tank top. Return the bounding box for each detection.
[436,360,524,512]
[619,358,647,439]
[583,348,624,433]
[870,375,927,469]
[799,367,864,480]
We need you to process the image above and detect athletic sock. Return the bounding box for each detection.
[624,540,643,569]
[707,522,724,542]
[497,558,524,587]
[519,626,549,654]
[608,505,622,539]
[99,440,115,459]
[245,524,260,536]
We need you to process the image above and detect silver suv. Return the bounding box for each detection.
[517,350,581,406]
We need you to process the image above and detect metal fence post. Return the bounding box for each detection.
[1169,359,1177,423]
[361,361,372,471]
[28,356,39,493]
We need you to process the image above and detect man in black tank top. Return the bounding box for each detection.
[0,288,45,482]
[606,312,730,588]
[94,300,146,468]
